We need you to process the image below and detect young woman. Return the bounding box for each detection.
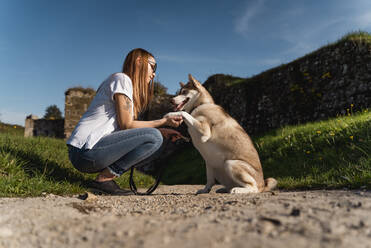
[67,48,183,195]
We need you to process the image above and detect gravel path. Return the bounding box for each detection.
[0,185,370,248]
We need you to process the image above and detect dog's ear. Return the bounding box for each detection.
[179,82,185,88]
[188,74,201,89]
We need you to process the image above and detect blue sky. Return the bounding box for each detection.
[1,0,370,126]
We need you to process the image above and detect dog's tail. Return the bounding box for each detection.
[263,178,277,192]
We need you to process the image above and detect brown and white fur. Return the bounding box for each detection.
[165,74,277,194]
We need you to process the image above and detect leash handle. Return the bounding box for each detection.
[129,164,164,195]
[128,136,182,195]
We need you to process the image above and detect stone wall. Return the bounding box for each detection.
[24,115,64,138]
[64,88,95,139]
[23,36,371,142]
[202,38,371,135]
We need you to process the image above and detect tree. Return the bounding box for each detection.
[44,105,62,119]
[153,81,168,96]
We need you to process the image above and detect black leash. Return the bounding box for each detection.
[129,162,165,195]
[128,132,189,195]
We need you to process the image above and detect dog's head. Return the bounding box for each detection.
[171,74,204,112]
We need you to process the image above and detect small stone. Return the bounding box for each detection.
[290,208,301,217]
[221,206,229,211]
[115,230,124,237]
[225,200,238,205]
[46,193,57,198]
[79,192,97,202]
[352,201,362,208]
[342,64,348,74]
[223,236,231,243]
[127,230,135,237]
[260,217,281,226]
[260,221,276,235]
[331,224,347,235]
[163,236,171,244]
[0,227,13,238]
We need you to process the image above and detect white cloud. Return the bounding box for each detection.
[234,0,371,63]
[355,11,371,29]
[280,8,371,60]
[235,0,265,36]
[279,17,345,57]
[258,58,283,67]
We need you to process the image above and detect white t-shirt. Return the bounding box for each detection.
[67,73,134,149]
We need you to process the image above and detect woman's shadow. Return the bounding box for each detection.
[2,145,91,188]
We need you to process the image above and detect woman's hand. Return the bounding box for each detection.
[115,93,184,129]
[158,128,189,142]
[164,114,183,128]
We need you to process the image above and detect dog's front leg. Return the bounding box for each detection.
[196,165,215,194]
[166,111,211,143]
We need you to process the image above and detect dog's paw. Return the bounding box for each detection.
[201,135,210,143]
[215,187,229,193]
[230,188,241,194]
[196,188,210,195]
[230,187,259,194]
[164,112,183,118]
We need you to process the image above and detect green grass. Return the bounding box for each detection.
[0,122,24,136]
[339,30,371,44]
[0,132,155,197]
[255,109,371,189]
[161,109,371,190]
[0,109,370,197]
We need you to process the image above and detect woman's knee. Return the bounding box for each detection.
[146,128,163,146]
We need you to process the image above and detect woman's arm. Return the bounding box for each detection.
[114,93,182,129]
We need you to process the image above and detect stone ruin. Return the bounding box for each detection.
[24,115,64,138]
[24,87,95,139]
[64,87,96,139]
[23,86,170,139]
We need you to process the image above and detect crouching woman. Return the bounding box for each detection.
[67,48,182,195]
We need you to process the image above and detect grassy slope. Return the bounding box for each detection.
[0,123,24,136]
[161,110,371,190]
[0,129,155,197]
[0,112,369,197]
[256,110,370,189]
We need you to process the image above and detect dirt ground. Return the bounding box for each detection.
[0,185,370,248]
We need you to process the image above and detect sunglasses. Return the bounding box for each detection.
[148,61,157,73]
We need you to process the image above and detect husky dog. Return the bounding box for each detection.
[166,74,277,194]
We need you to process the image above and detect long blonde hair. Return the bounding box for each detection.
[122,48,155,119]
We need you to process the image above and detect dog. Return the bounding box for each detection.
[165,74,277,194]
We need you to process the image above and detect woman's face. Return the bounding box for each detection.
[147,57,157,83]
